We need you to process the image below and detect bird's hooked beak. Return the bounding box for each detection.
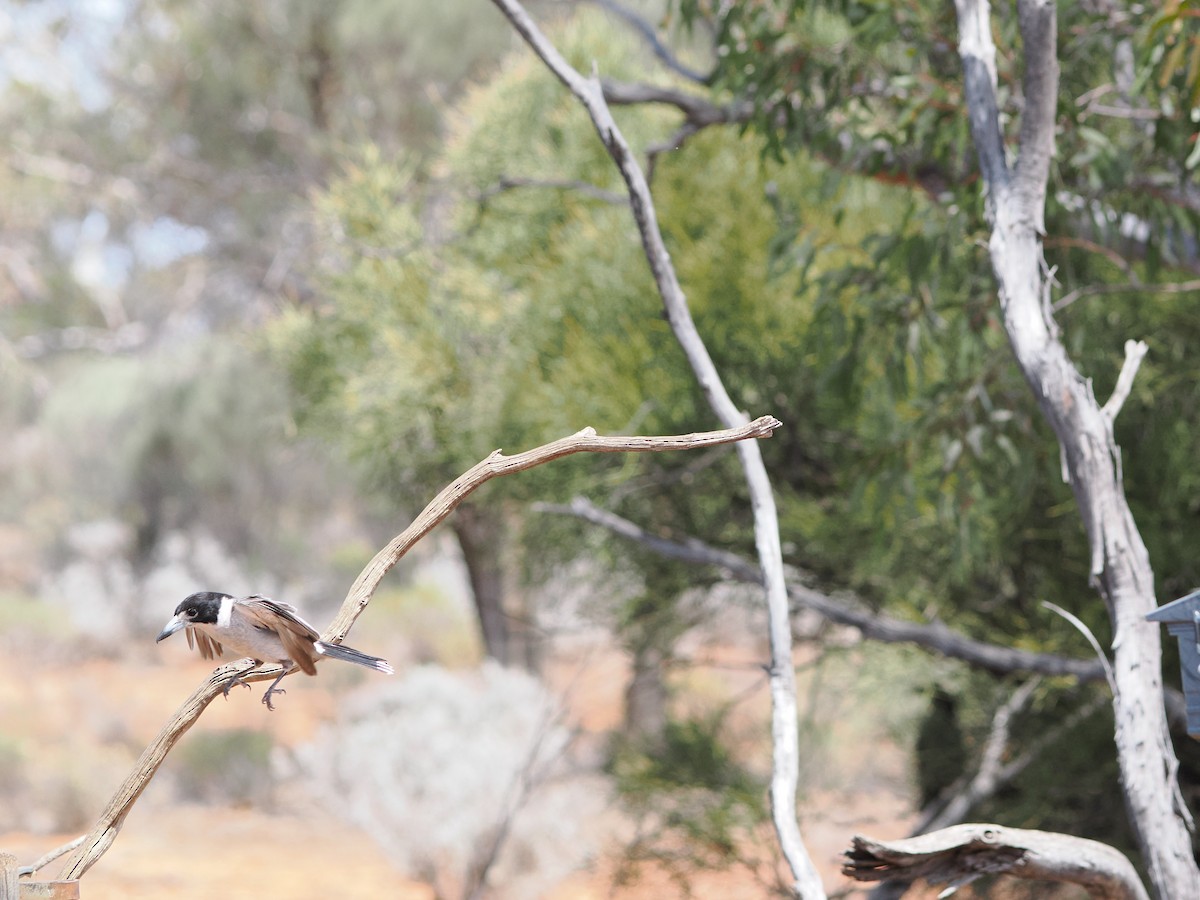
[156,613,187,643]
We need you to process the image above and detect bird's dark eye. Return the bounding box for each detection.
[185,609,195,618]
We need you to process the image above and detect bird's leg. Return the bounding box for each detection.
[221,661,261,699]
[261,663,296,711]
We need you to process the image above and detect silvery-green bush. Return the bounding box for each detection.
[296,662,610,898]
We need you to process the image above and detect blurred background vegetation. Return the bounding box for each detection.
[1,0,1198,895]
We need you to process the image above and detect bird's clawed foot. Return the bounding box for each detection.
[260,665,294,712]
[260,686,286,711]
[221,675,254,700]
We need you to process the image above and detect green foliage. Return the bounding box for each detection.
[368,584,481,666]
[8,340,342,578]
[173,728,275,806]
[0,591,72,640]
[273,11,688,510]
[674,0,1200,285]
[0,734,26,795]
[609,715,767,864]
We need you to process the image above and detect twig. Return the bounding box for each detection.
[16,835,86,878]
[59,419,780,881]
[1053,278,1200,312]
[1042,235,1135,278]
[1042,601,1116,694]
[1101,340,1148,426]
[538,497,1108,682]
[601,78,752,126]
[464,698,566,900]
[475,175,627,206]
[582,0,715,84]
[1083,103,1161,121]
[490,1,823,896]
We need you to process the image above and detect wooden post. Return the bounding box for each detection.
[20,885,80,899]
[0,848,80,899]
[1,854,17,900]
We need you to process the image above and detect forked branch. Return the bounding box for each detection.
[58,419,781,881]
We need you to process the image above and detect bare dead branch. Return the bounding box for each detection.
[13,323,150,359]
[845,824,1149,900]
[538,496,1108,682]
[1013,0,1058,234]
[489,2,822,894]
[954,0,1010,189]
[600,78,752,126]
[476,175,628,206]
[583,0,714,84]
[58,419,780,881]
[1054,278,1200,312]
[1042,601,1117,693]
[16,836,86,879]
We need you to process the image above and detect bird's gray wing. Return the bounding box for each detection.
[236,596,320,675]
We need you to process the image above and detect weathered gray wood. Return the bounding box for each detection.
[845,824,1149,900]
[20,884,80,899]
[1,854,17,900]
[953,1,1200,897]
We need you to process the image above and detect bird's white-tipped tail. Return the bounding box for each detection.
[313,641,394,674]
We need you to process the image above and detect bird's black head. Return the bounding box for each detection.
[157,591,232,643]
[173,591,231,625]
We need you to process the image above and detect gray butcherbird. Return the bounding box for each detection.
[156,591,394,710]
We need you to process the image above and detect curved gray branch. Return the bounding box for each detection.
[583,0,714,84]
[537,497,1108,682]
[600,79,751,125]
[476,175,627,206]
[489,2,823,895]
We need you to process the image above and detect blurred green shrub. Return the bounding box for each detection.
[609,715,766,870]
[173,728,275,807]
